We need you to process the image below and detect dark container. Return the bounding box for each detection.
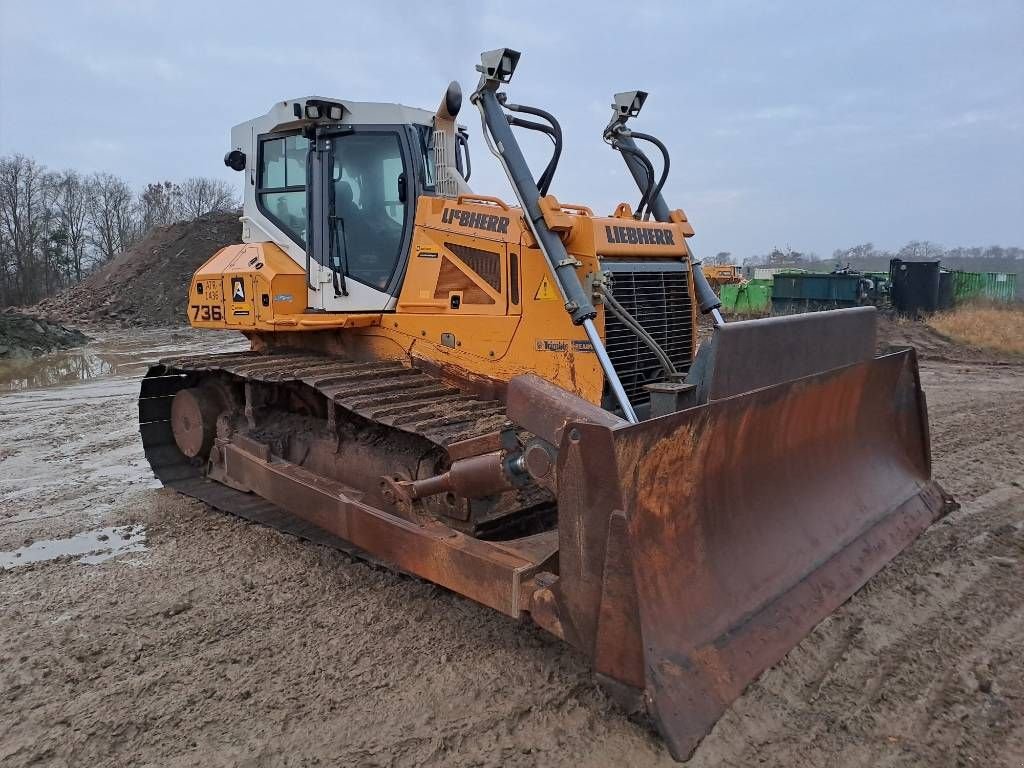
[937,270,955,311]
[890,259,940,317]
[770,272,863,315]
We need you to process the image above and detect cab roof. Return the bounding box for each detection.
[234,97,437,136]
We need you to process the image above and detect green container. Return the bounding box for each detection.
[720,281,772,314]
[771,272,863,314]
[952,271,1017,303]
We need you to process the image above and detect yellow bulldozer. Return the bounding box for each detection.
[139,49,950,759]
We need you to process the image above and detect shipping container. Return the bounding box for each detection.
[752,267,793,281]
[938,270,955,310]
[890,259,941,317]
[952,271,1018,303]
[720,279,772,315]
[770,272,868,314]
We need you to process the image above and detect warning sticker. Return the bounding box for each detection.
[231,277,246,302]
[534,276,559,301]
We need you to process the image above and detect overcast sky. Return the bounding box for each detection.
[1,1,1021,259]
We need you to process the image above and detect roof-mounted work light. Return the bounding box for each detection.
[612,90,648,119]
[295,99,347,122]
[476,48,521,84]
[604,90,649,139]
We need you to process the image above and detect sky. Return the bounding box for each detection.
[1,0,1021,260]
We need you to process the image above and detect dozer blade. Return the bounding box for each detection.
[609,348,948,759]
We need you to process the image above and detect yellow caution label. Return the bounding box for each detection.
[534,276,559,301]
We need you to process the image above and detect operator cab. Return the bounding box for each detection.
[224,90,471,312]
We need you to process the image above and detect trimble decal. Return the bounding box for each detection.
[535,339,594,353]
[604,224,674,246]
[442,207,510,234]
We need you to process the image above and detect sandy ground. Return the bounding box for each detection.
[0,328,1022,767]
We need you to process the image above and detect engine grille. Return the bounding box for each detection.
[601,263,694,412]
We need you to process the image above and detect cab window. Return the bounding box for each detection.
[257,134,309,245]
[330,133,407,290]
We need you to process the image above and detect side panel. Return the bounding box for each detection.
[188,243,330,331]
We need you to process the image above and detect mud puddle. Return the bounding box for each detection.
[0,325,247,531]
[0,326,246,392]
[0,524,146,569]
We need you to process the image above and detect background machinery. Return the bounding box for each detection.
[139,49,949,759]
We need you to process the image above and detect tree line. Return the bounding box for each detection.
[721,241,1023,271]
[0,153,238,308]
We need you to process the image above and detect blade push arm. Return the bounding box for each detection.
[604,92,724,325]
[470,49,639,423]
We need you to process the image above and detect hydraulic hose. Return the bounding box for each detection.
[615,142,656,220]
[630,131,670,221]
[598,285,678,377]
[503,102,563,196]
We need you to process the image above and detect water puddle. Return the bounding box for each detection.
[0,328,247,392]
[0,524,147,569]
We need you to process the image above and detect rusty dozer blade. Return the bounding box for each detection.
[527,309,951,761]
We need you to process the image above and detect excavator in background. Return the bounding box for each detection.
[138,49,950,759]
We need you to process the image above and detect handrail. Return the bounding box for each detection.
[557,202,594,216]
[456,194,511,210]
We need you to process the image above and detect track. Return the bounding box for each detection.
[137,350,513,553]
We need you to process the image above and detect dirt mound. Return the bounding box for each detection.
[34,211,240,328]
[0,312,90,359]
[877,314,1013,365]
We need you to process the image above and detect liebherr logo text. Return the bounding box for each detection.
[442,207,510,234]
[604,225,675,246]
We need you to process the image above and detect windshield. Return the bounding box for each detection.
[330,133,407,290]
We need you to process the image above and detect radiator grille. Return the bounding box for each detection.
[602,265,694,411]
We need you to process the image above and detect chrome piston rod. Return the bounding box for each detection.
[472,71,639,423]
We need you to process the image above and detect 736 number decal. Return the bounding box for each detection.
[191,305,223,322]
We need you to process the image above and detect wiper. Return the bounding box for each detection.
[328,212,349,297]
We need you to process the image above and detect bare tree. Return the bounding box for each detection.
[50,170,90,283]
[87,172,139,263]
[139,180,183,231]
[898,240,945,261]
[0,154,49,304]
[177,177,237,220]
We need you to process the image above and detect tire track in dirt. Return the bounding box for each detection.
[1,352,1022,766]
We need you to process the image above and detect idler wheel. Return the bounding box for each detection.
[170,386,224,459]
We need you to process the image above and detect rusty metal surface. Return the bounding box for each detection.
[607,349,946,760]
[143,350,556,540]
[139,367,378,558]
[139,364,557,616]
[220,440,541,616]
[506,373,624,446]
[591,510,645,690]
[690,306,878,403]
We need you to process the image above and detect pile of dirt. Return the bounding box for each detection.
[0,312,90,359]
[876,314,1011,364]
[34,211,240,328]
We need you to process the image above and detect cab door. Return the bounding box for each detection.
[308,127,417,312]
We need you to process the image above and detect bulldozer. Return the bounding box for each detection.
[139,49,950,759]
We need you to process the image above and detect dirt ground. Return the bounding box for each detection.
[0,327,1021,767]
